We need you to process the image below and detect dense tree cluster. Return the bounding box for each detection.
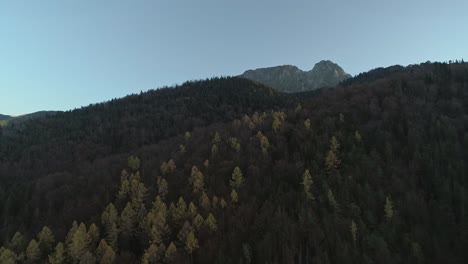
[1,62,468,263]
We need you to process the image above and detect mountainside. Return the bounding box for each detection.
[0,111,59,126]
[0,114,11,121]
[0,62,468,263]
[240,60,351,92]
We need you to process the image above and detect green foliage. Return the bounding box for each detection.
[229,166,244,189]
[25,239,41,263]
[69,223,90,262]
[384,196,394,220]
[37,226,55,256]
[185,231,199,255]
[301,169,314,200]
[127,156,141,172]
[48,242,65,264]
[205,213,218,232]
[165,242,177,261]
[350,220,358,245]
[230,189,239,203]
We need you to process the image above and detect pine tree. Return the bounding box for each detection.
[185,231,199,263]
[200,191,211,212]
[96,240,115,264]
[188,202,198,218]
[69,223,90,262]
[48,242,65,264]
[304,119,311,130]
[384,196,394,220]
[350,220,358,245]
[173,197,188,222]
[87,223,100,248]
[231,189,239,203]
[192,169,205,194]
[0,248,18,264]
[327,189,338,210]
[9,232,25,254]
[192,214,204,231]
[354,130,361,143]
[157,177,169,199]
[212,132,221,144]
[212,196,219,209]
[230,166,244,189]
[65,221,78,247]
[205,213,218,232]
[37,226,55,258]
[127,156,141,172]
[220,198,227,209]
[302,169,314,200]
[120,202,137,236]
[177,221,194,245]
[184,131,191,142]
[142,244,159,264]
[26,239,41,263]
[101,203,119,250]
[167,159,177,174]
[165,242,177,262]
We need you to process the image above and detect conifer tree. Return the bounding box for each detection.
[127,156,141,172]
[165,242,177,262]
[160,161,168,176]
[212,132,221,144]
[185,231,199,263]
[384,196,394,220]
[120,202,137,236]
[157,177,169,199]
[48,242,65,264]
[101,242,116,264]
[231,189,239,203]
[192,169,205,194]
[212,195,219,209]
[302,169,314,200]
[220,198,227,209]
[350,220,358,245]
[354,130,362,143]
[101,203,119,250]
[9,232,25,254]
[200,191,211,212]
[65,221,79,247]
[177,221,194,245]
[193,214,204,231]
[142,244,159,264]
[327,189,338,210]
[205,213,218,232]
[37,226,55,257]
[87,223,100,248]
[167,159,176,174]
[0,248,18,264]
[188,202,198,218]
[69,223,90,262]
[26,239,41,263]
[230,166,244,189]
[173,197,188,223]
[304,119,311,130]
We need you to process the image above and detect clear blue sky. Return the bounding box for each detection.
[1,0,467,115]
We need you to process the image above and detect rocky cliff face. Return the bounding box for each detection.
[240,60,351,92]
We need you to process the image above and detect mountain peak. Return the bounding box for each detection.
[240,60,351,93]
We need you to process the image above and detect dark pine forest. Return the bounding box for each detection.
[1,62,468,263]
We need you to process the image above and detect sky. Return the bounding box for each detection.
[1,0,467,115]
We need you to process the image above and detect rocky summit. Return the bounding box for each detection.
[240,60,351,93]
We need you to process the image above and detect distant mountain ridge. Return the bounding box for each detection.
[0,111,59,126]
[240,60,351,93]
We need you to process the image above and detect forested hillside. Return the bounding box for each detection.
[1,62,468,263]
